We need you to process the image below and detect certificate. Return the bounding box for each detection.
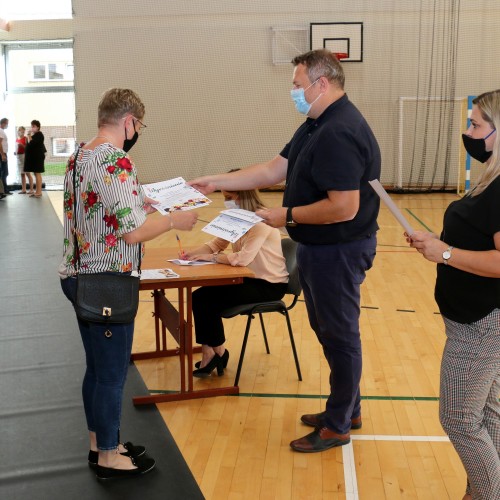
[201,208,263,243]
[142,177,211,216]
[368,179,414,235]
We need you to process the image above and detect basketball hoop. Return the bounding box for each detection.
[333,52,348,61]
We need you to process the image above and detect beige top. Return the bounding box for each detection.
[206,222,288,284]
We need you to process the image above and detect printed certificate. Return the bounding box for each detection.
[201,208,263,243]
[142,177,211,215]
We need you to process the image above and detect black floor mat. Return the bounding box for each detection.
[0,193,204,499]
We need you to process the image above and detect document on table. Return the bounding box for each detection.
[202,208,263,243]
[140,268,180,280]
[142,177,211,216]
[368,179,414,236]
[167,259,215,266]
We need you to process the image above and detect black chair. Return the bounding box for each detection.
[220,238,303,386]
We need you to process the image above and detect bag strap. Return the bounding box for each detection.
[71,146,141,275]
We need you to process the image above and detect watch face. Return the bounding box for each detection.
[443,250,451,260]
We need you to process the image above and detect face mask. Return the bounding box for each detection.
[462,128,496,163]
[224,200,238,210]
[290,79,320,115]
[123,121,139,152]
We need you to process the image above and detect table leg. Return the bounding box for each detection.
[132,287,239,405]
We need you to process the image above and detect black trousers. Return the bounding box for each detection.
[192,277,287,347]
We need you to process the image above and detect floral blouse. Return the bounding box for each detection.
[59,143,147,277]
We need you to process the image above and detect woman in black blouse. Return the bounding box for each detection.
[408,89,500,500]
[24,120,45,198]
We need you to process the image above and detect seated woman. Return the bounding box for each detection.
[181,183,289,377]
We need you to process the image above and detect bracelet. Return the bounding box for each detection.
[168,215,174,230]
[212,252,218,263]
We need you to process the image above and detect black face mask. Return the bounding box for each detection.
[462,130,495,163]
[123,123,139,152]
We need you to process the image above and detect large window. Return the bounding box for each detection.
[1,41,75,187]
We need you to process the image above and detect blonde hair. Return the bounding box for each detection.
[97,88,145,127]
[470,89,500,196]
[226,169,266,212]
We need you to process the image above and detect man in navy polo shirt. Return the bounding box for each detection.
[190,49,381,453]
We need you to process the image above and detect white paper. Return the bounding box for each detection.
[140,268,180,280]
[142,177,211,216]
[201,209,263,243]
[220,208,263,224]
[167,259,215,266]
[368,179,414,235]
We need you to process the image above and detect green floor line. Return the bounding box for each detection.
[405,208,434,232]
[147,389,439,401]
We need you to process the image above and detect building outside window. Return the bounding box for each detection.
[1,42,75,187]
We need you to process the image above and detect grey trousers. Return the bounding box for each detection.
[440,309,500,500]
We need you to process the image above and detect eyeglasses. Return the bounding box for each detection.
[131,116,147,135]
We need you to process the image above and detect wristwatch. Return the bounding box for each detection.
[286,207,297,227]
[442,246,454,265]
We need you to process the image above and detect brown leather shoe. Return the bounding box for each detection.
[290,427,350,453]
[301,411,362,430]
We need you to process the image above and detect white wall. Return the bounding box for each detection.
[2,2,500,187]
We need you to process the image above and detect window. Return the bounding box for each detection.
[52,138,75,157]
[31,62,73,82]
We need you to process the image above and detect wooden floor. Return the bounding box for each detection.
[49,190,466,499]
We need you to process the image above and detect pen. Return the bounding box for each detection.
[176,234,183,256]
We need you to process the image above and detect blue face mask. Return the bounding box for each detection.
[290,79,320,115]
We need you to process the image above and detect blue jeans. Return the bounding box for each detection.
[61,277,134,450]
[297,235,376,434]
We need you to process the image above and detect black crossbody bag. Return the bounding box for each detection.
[72,148,140,324]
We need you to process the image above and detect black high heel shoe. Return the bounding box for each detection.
[195,349,229,369]
[193,353,225,378]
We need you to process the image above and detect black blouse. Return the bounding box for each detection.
[435,176,500,323]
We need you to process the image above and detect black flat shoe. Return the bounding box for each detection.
[88,441,146,468]
[195,349,229,369]
[193,353,225,378]
[96,456,156,480]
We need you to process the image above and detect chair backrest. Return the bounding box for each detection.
[281,238,301,297]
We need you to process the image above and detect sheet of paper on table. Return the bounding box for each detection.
[142,177,211,216]
[201,208,263,243]
[167,259,215,266]
[140,268,180,280]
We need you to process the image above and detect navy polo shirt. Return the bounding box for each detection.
[281,94,381,244]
